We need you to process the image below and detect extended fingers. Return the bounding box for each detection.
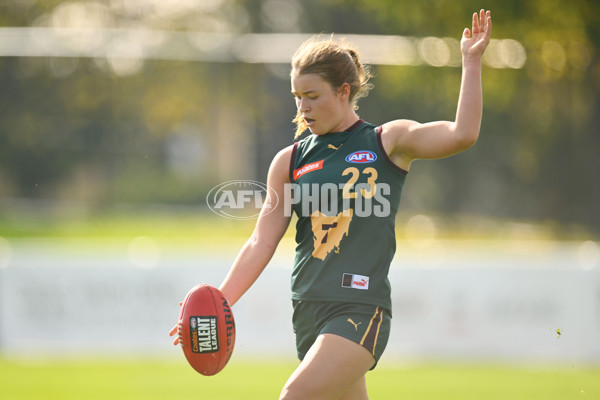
[477,9,486,34]
[485,12,492,38]
[480,10,492,33]
[472,12,479,34]
[480,9,486,32]
[471,9,491,37]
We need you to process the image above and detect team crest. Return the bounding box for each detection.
[310,209,353,260]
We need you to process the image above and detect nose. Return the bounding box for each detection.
[297,98,310,113]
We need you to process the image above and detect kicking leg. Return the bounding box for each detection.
[279,333,374,400]
[338,375,368,400]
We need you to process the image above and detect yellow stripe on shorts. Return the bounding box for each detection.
[360,306,383,355]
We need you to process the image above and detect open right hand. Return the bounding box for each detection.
[461,9,492,59]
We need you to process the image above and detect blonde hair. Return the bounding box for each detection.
[291,35,373,138]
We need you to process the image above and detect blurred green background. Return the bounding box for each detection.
[0,0,598,239]
[1,1,600,399]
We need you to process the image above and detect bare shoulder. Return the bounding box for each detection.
[379,119,418,171]
[274,144,295,162]
[268,144,295,182]
[272,144,294,168]
[380,119,419,138]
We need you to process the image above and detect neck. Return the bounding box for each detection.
[332,111,360,133]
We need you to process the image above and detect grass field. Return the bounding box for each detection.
[1,213,598,399]
[1,357,598,399]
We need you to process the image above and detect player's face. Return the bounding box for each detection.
[291,73,350,135]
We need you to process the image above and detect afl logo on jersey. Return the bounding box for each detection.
[345,150,377,163]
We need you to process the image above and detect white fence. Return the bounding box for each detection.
[0,238,599,365]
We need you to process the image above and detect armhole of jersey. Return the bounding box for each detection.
[376,126,408,176]
[289,142,299,182]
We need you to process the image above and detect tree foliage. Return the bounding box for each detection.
[0,0,598,234]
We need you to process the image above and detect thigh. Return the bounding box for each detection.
[293,301,391,369]
[321,304,390,369]
[279,333,374,400]
[339,375,368,400]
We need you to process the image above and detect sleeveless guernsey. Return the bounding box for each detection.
[288,120,407,310]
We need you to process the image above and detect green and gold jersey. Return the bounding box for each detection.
[288,120,407,310]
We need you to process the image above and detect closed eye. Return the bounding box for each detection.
[291,91,319,100]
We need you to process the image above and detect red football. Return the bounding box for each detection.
[178,284,235,376]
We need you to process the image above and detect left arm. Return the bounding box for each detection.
[381,9,492,171]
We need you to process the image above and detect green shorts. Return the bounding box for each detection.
[292,301,391,370]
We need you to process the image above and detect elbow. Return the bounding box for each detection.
[451,118,480,151]
[462,131,479,149]
[454,127,479,151]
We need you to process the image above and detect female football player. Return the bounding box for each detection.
[172,9,492,400]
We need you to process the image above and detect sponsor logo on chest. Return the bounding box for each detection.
[345,150,377,164]
[294,159,324,180]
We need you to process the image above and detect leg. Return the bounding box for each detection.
[338,375,368,400]
[279,333,374,400]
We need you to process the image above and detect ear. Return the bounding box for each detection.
[337,83,351,100]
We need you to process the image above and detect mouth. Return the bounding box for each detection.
[303,117,315,126]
